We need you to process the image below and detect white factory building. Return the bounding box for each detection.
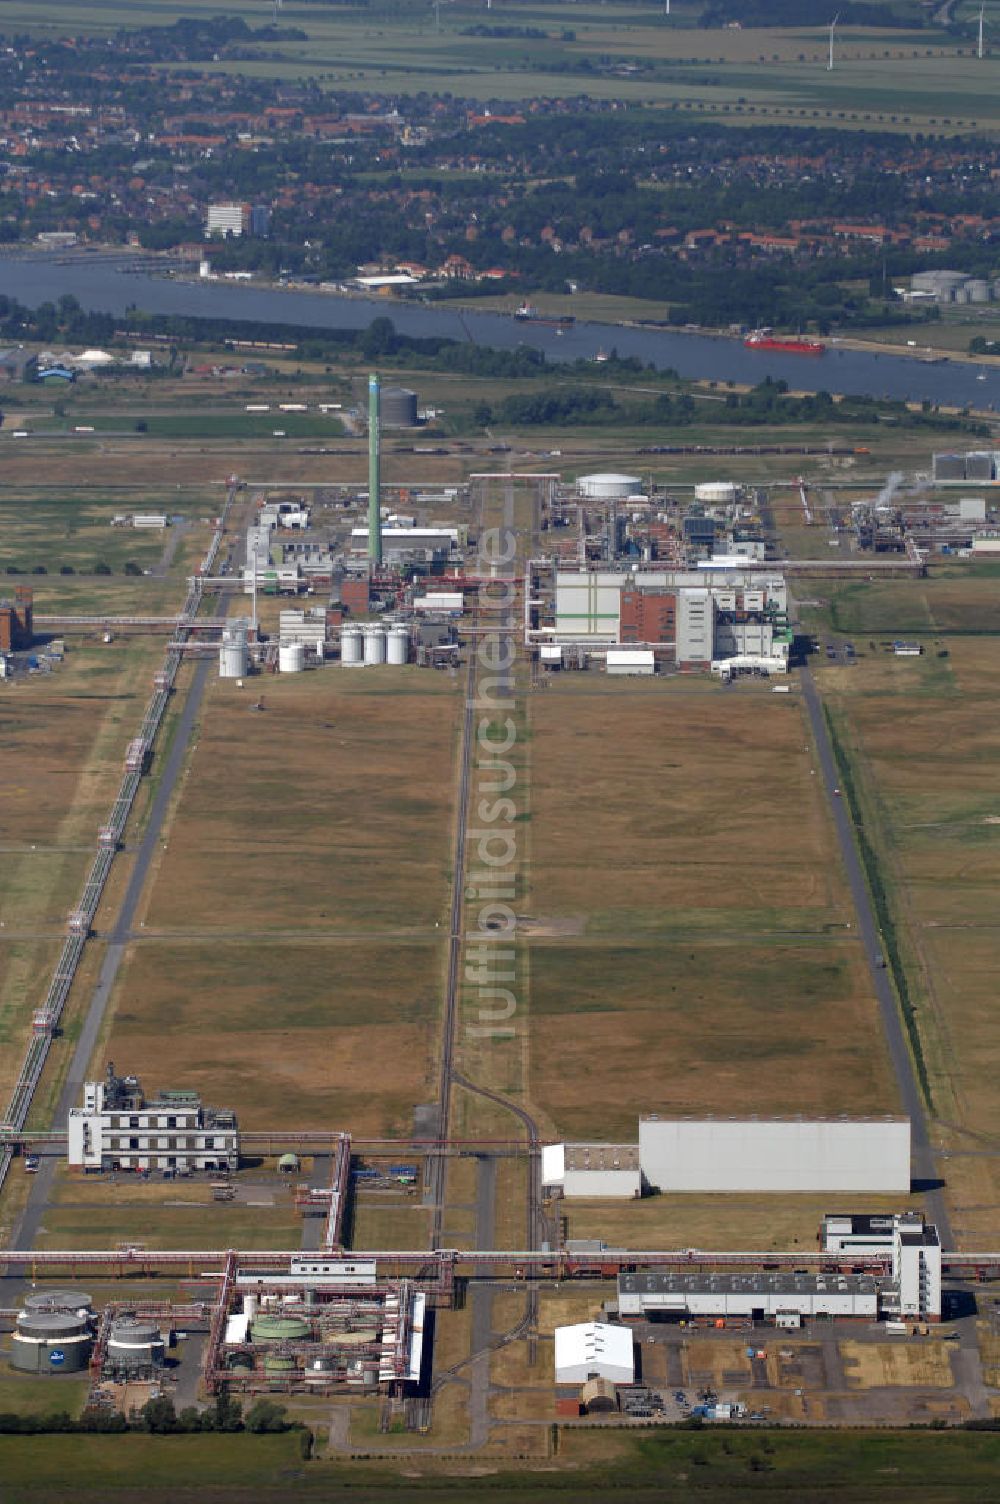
[68,1065,239,1173]
[617,1213,942,1324]
[549,567,789,671]
[542,1143,642,1199]
[638,1117,911,1194]
[554,1322,635,1385]
[618,1271,879,1323]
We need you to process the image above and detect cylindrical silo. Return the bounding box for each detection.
[363,626,386,666]
[340,625,364,666]
[278,642,306,674]
[107,1318,166,1372]
[380,387,419,428]
[387,625,409,665]
[219,625,248,679]
[11,1311,92,1373]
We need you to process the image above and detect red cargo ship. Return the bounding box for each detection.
[744,329,825,355]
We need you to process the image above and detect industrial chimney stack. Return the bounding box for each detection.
[368,372,382,567]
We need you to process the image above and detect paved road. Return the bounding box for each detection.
[9,651,215,1257]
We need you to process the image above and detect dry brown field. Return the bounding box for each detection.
[0,636,166,1104]
[522,676,896,1142]
[817,636,1000,1247]
[144,668,461,931]
[840,1340,954,1389]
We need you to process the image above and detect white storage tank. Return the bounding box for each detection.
[340,626,364,666]
[278,642,306,674]
[219,625,248,679]
[694,481,738,504]
[387,626,409,665]
[363,626,386,666]
[578,472,641,501]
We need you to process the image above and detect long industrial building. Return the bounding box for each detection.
[638,1117,911,1194]
[68,1064,239,1173]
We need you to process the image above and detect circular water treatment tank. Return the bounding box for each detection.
[251,1315,310,1344]
[578,472,641,501]
[11,1311,92,1373]
[107,1319,166,1367]
[262,1353,297,1373]
[23,1290,92,1316]
[694,481,737,504]
[340,625,363,666]
[380,387,419,428]
[278,642,305,674]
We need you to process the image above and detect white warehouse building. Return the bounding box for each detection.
[554,1322,635,1385]
[618,1271,879,1323]
[639,1117,911,1194]
[542,1143,642,1199]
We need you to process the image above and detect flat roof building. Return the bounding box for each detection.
[618,1271,879,1322]
[542,1143,642,1199]
[68,1063,238,1173]
[639,1117,911,1194]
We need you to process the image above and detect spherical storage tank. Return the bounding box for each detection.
[219,625,248,679]
[107,1318,166,1371]
[387,625,409,666]
[578,472,641,501]
[340,625,364,666]
[11,1311,92,1373]
[278,642,305,674]
[363,625,386,666]
[380,387,419,429]
[694,481,738,505]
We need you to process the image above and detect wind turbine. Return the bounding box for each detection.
[272,0,282,22]
[978,3,985,59]
[827,13,839,72]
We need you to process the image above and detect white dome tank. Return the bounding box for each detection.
[578,472,641,501]
[363,626,386,666]
[340,626,363,666]
[387,626,409,665]
[278,642,306,673]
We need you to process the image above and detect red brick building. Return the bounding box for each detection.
[619,588,676,647]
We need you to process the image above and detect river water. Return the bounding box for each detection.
[2,249,996,409]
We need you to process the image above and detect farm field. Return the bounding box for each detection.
[0,492,213,576]
[815,635,1000,1247]
[2,0,994,130]
[523,676,897,1141]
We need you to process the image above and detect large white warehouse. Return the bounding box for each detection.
[639,1117,911,1194]
[554,1322,635,1385]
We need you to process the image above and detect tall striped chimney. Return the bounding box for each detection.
[368,372,382,568]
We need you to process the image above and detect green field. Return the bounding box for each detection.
[2,0,997,130]
[1,1428,1000,1503]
